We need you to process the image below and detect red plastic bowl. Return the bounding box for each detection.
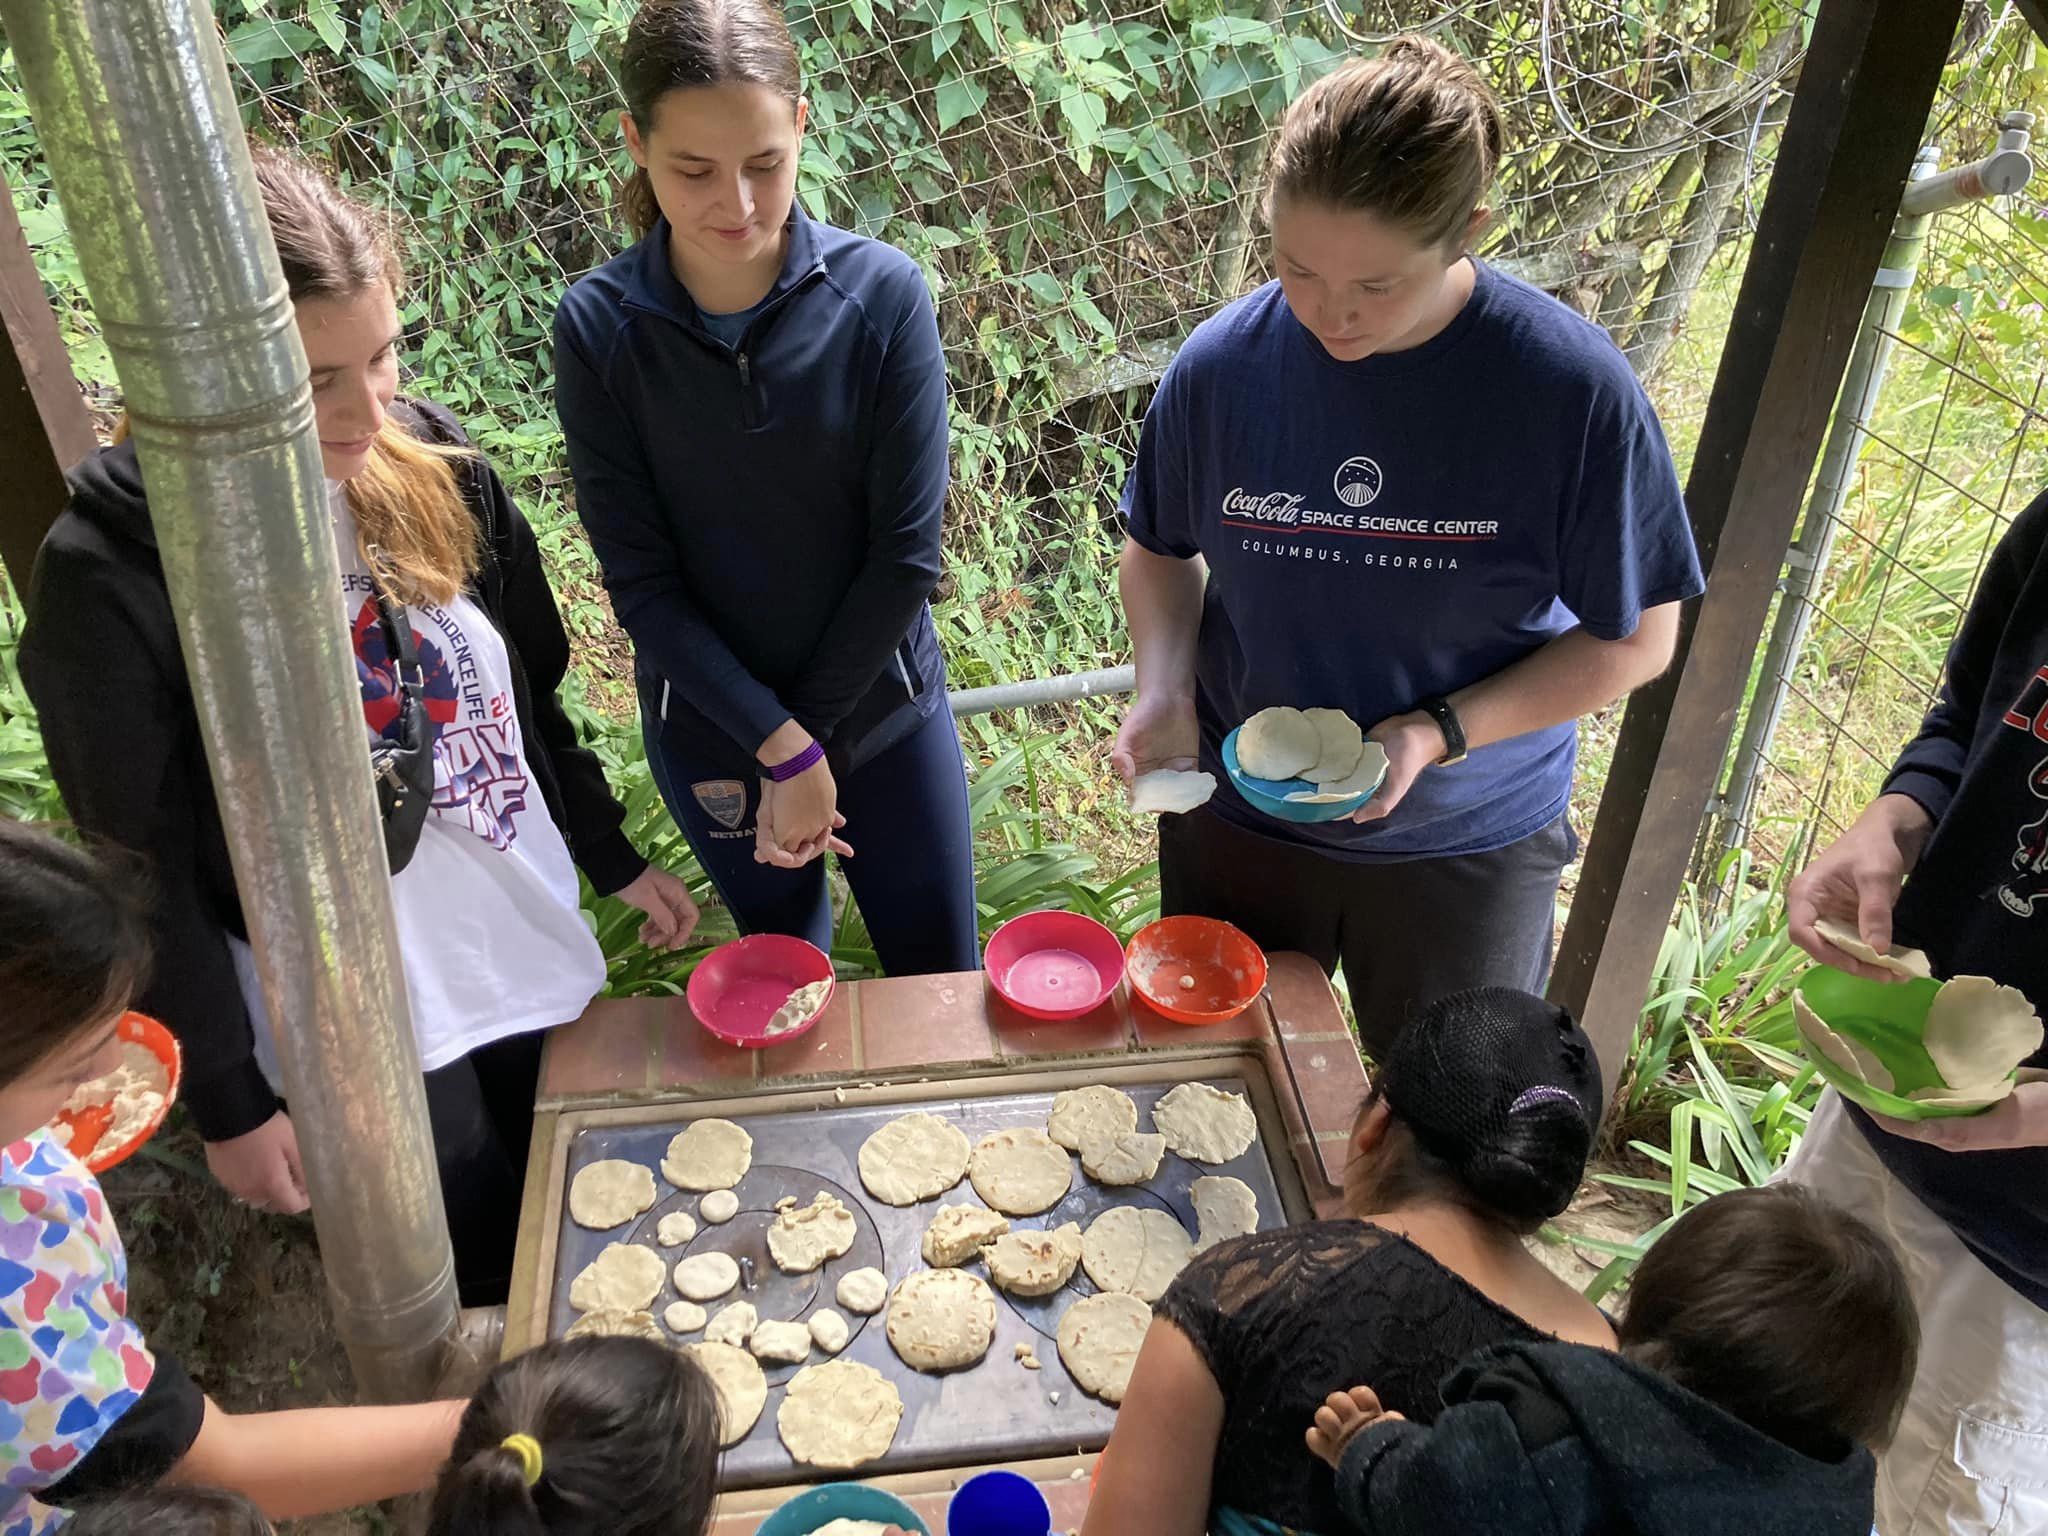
[687,935,836,1049]
[984,910,1125,1020]
[1125,916,1268,1025]
[52,1012,183,1173]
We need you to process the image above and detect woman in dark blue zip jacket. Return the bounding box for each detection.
[553,0,979,976]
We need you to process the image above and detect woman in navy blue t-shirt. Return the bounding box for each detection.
[554,0,978,976]
[1113,37,1703,1056]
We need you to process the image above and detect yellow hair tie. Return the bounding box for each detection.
[500,1432,544,1487]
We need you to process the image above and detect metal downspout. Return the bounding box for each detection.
[3,0,460,1397]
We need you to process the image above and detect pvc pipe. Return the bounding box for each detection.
[2,0,460,1399]
[949,664,1136,717]
[1900,113,2034,216]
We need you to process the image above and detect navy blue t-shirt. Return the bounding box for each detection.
[1121,265,1703,861]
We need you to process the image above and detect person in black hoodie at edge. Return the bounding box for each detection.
[551,0,979,977]
[1778,484,2048,1533]
[19,149,700,1307]
[1305,1184,1918,1536]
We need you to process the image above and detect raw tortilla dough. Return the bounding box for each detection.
[663,1300,707,1334]
[1284,740,1390,803]
[1237,707,1320,781]
[1191,1175,1259,1251]
[1057,1291,1151,1405]
[1906,1083,2008,1109]
[656,1211,699,1247]
[749,1318,813,1364]
[704,1300,759,1348]
[778,1360,902,1469]
[564,1306,663,1342]
[1813,917,1934,981]
[568,1159,657,1230]
[567,1242,667,1314]
[968,1127,1073,1216]
[1046,1084,1138,1152]
[766,1192,858,1273]
[921,1203,1011,1267]
[836,1266,889,1315]
[1153,1082,1257,1164]
[812,1523,895,1536]
[1300,708,1365,783]
[1079,1129,1166,1186]
[1130,769,1217,816]
[1924,976,2043,1092]
[62,1042,169,1149]
[886,1267,997,1371]
[1792,994,1897,1092]
[673,1251,742,1302]
[809,1308,851,1354]
[858,1111,971,1205]
[1082,1206,1194,1302]
[661,1119,753,1191]
[700,1189,740,1224]
[766,978,832,1037]
[681,1342,767,1447]
[983,1223,1083,1297]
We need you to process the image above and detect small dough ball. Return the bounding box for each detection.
[664,1300,707,1334]
[564,1306,663,1342]
[778,1360,901,1469]
[673,1251,742,1302]
[1058,1291,1151,1404]
[661,1118,753,1191]
[836,1266,888,1315]
[968,1127,1073,1216]
[858,1111,971,1205]
[809,1308,851,1354]
[1046,1085,1138,1152]
[1191,1175,1259,1251]
[681,1341,767,1446]
[568,1159,656,1229]
[766,1192,857,1274]
[1237,706,1320,780]
[656,1211,698,1247]
[700,1189,740,1224]
[886,1267,997,1372]
[921,1203,1010,1267]
[1082,1206,1193,1302]
[749,1318,813,1364]
[1179,974,1197,990]
[984,1222,1083,1297]
[1300,707,1366,783]
[1153,1082,1257,1164]
[704,1300,758,1348]
[1079,1129,1166,1186]
[567,1242,666,1314]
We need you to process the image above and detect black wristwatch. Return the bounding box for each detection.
[1415,696,1468,765]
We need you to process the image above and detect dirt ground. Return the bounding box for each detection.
[103,1105,1664,1535]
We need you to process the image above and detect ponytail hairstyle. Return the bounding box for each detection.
[1266,35,1504,251]
[425,1335,721,1536]
[618,0,803,240]
[0,820,151,1092]
[249,148,480,607]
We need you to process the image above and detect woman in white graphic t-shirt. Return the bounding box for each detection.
[22,150,699,1307]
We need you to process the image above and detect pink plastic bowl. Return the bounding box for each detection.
[984,910,1125,1020]
[687,934,835,1049]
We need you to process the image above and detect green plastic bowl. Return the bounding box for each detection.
[1793,968,2006,1121]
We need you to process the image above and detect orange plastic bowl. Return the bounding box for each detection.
[52,1012,182,1173]
[1125,916,1268,1025]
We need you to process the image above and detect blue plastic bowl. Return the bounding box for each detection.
[756,1482,931,1536]
[948,1469,1052,1536]
[1222,727,1384,824]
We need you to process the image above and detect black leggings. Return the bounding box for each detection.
[1159,808,1574,1061]
[422,1029,544,1308]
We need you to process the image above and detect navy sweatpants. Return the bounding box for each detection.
[647,703,981,976]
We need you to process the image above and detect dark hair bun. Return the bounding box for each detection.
[1453,1089,1594,1223]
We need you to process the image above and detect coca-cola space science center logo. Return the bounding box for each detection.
[1217,454,1499,569]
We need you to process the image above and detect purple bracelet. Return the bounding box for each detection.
[765,740,825,782]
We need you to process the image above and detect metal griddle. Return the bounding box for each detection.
[546,1076,1290,1489]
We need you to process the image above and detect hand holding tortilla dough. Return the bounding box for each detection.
[1812,917,1933,981]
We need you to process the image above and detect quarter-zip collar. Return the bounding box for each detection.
[623,200,828,336]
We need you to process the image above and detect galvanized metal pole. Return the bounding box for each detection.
[3,0,460,1398]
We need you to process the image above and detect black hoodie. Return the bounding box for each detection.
[1334,1342,1876,1536]
[19,400,645,1141]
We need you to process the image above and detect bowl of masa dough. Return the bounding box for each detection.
[755,1481,930,1536]
[1222,707,1387,825]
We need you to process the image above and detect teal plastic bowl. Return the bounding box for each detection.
[756,1483,930,1536]
[1222,727,1383,824]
